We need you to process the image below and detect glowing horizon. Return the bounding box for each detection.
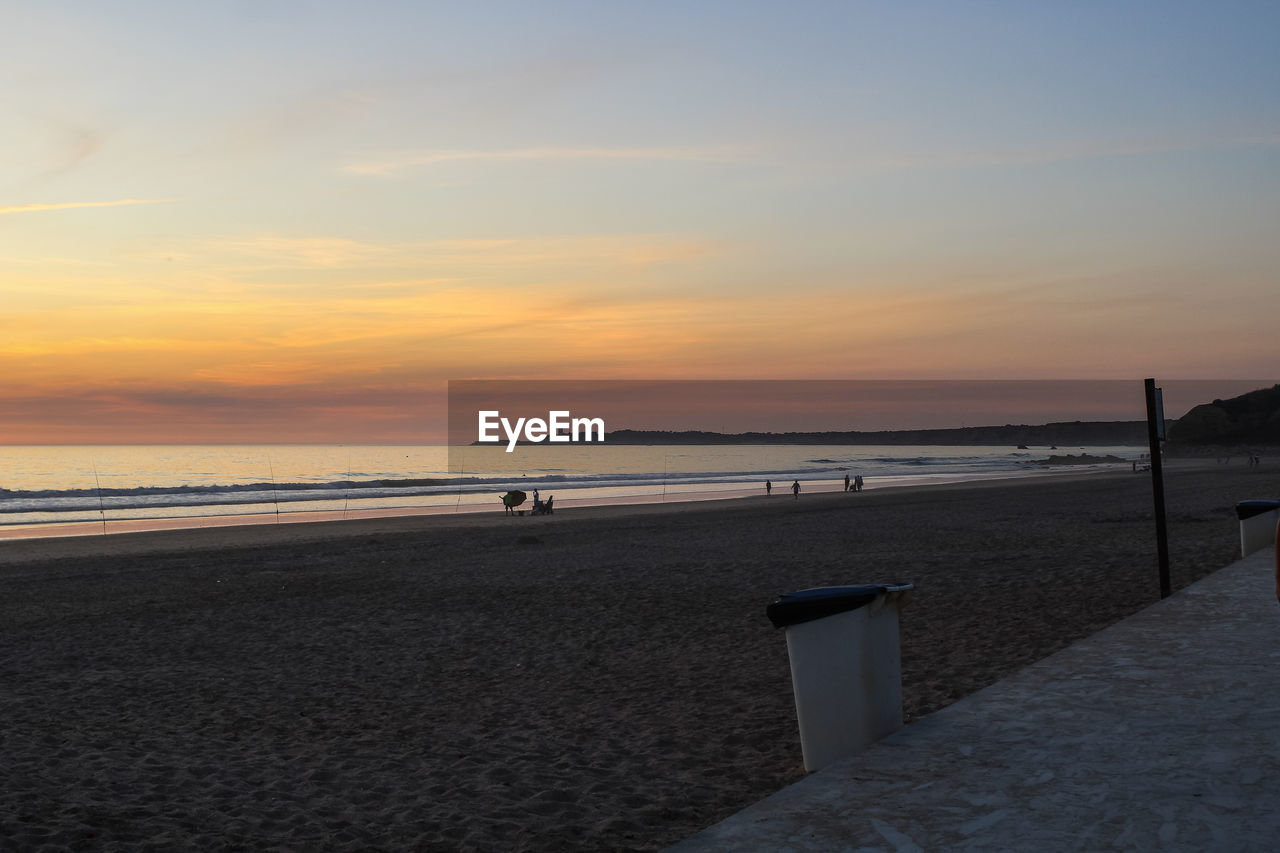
[3,3,1278,443]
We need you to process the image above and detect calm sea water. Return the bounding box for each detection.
[0,443,1143,538]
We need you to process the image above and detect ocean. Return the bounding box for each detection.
[0,443,1144,539]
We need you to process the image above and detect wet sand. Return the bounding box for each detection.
[0,462,1273,851]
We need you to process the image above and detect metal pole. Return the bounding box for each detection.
[1144,378,1171,598]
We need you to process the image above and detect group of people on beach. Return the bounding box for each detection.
[763,474,863,498]
[1215,455,1264,466]
[499,488,553,515]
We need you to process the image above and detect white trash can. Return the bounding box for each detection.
[1237,500,1280,557]
[767,583,913,772]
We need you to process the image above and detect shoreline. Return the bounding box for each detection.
[2,462,1271,850]
[0,463,1139,550]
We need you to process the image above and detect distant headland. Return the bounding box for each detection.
[603,421,1152,446]
[467,385,1280,449]
[608,385,1280,448]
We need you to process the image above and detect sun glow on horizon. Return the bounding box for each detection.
[2,2,1278,442]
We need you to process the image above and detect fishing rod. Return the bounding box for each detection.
[343,448,352,520]
[267,457,280,523]
[91,461,107,536]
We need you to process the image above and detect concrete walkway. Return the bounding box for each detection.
[669,549,1280,852]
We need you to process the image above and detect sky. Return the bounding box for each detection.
[2,1,1278,443]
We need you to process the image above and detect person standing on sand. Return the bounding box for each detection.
[854,474,863,491]
[765,480,772,495]
[844,474,850,492]
[791,480,800,499]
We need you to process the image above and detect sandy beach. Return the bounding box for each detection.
[1,462,1273,851]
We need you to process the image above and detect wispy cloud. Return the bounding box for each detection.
[0,198,169,215]
[218,235,390,267]
[11,120,111,191]
[855,132,1280,173]
[209,232,722,274]
[343,145,750,176]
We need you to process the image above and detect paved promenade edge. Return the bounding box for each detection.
[669,548,1280,852]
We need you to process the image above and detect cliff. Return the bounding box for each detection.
[1166,384,1280,447]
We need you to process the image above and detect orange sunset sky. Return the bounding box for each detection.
[3,3,1278,443]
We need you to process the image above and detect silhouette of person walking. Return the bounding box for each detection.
[844,474,850,492]
[791,480,800,499]
[765,480,772,496]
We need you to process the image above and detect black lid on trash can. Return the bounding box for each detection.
[1236,499,1280,521]
[767,583,913,628]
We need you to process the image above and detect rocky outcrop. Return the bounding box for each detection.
[1166,384,1280,446]
[1042,454,1127,465]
